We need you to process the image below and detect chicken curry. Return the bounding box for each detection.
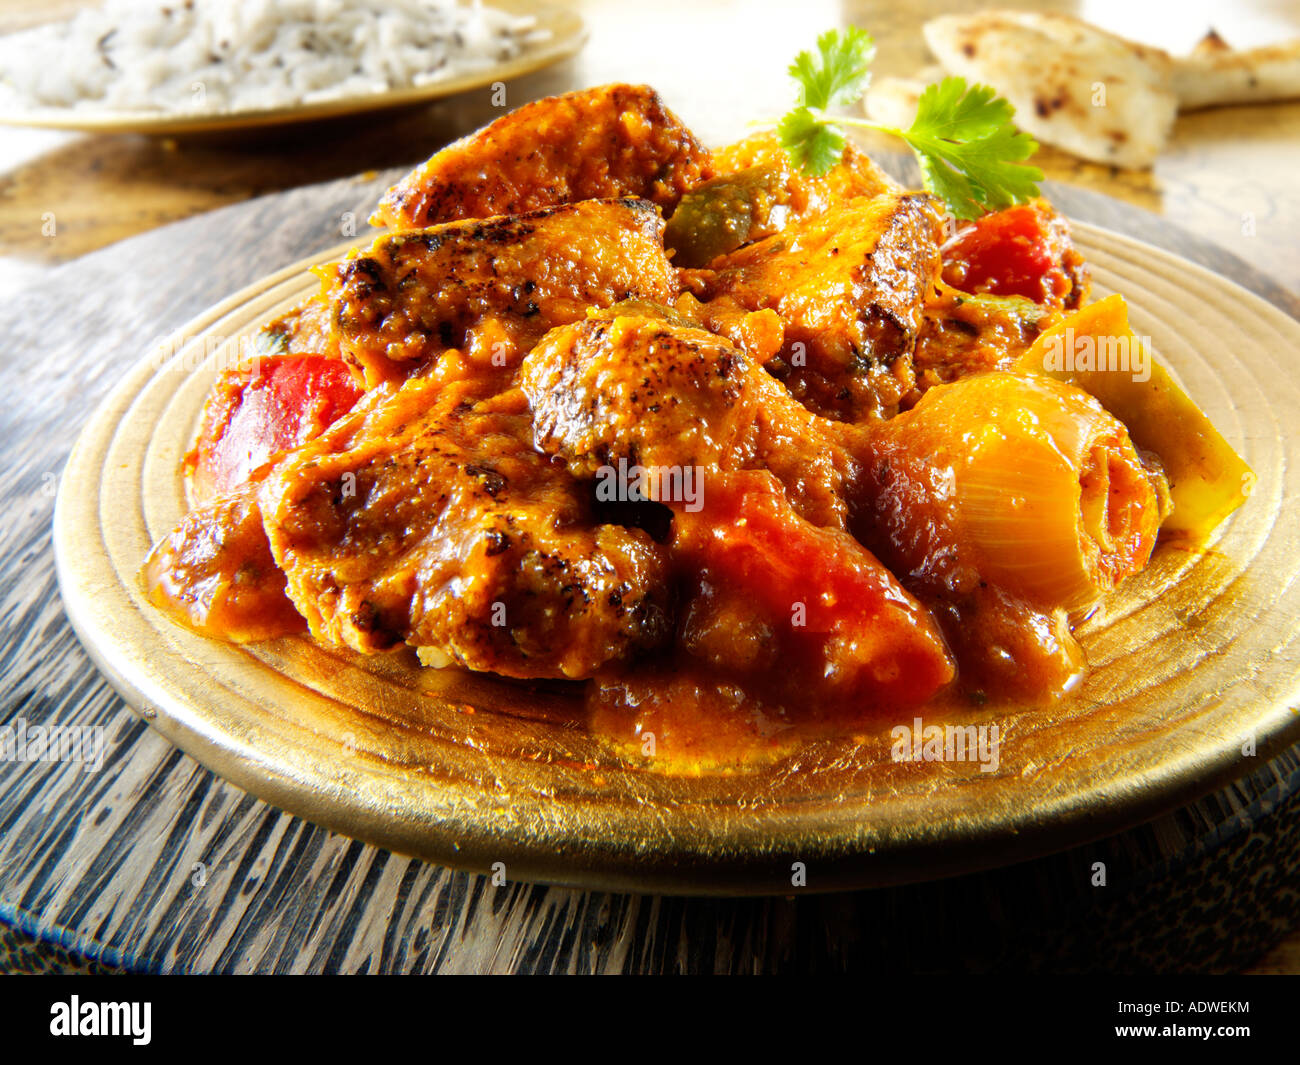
[141,83,1251,769]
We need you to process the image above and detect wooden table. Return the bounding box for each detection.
[1,0,1299,973]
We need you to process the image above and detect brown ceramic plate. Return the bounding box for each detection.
[53,224,1300,895]
[0,2,584,135]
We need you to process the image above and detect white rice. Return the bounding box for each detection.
[0,0,547,114]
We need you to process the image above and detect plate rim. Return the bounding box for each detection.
[52,219,1300,895]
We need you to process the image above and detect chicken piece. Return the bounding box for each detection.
[257,377,671,679]
[521,311,751,473]
[519,311,953,715]
[519,310,859,530]
[682,192,946,421]
[331,198,677,387]
[372,84,713,230]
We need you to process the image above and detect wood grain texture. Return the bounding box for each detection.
[2,169,1299,972]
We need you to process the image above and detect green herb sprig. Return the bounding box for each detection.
[777,28,1043,220]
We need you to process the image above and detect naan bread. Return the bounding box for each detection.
[922,11,1177,168]
[1171,29,1300,110]
[917,12,1300,169]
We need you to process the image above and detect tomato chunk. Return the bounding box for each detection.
[670,472,955,719]
[941,201,1086,308]
[189,355,363,500]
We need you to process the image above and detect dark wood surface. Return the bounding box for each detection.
[2,165,1299,973]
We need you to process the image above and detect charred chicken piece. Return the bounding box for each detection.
[331,198,677,387]
[520,310,861,530]
[682,192,946,422]
[373,84,713,230]
[257,377,671,679]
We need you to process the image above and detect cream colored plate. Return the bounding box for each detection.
[53,224,1300,894]
[0,3,584,135]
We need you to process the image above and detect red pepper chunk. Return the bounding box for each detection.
[188,355,363,501]
[941,200,1084,308]
[671,472,955,719]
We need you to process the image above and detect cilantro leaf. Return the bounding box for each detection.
[777,106,845,176]
[775,28,1043,220]
[909,78,1012,143]
[788,27,875,110]
[900,78,1043,219]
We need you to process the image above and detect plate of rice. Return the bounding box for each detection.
[0,0,585,134]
